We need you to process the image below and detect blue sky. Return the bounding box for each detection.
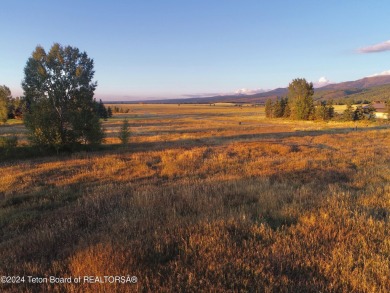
[0,0,389,100]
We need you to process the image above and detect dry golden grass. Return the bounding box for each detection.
[0,104,389,292]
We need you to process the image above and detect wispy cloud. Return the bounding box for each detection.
[358,40,390,53]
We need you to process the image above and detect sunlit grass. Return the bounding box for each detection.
[0,104,389,292]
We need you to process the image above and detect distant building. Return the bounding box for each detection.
[370,101,386,112]
[364,101,388,119]
[375,112,388,119]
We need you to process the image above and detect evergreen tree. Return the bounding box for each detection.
[327,100,335,119]
[119,119,130,145]
[343,102,355,121]
[315,101,329,120]
[283,100,291,118]
[273,100,284,117]
[107,106,113,118]
[265,99,274,118]
[97,99,108,120]
[354,105,365,121]
[314,101,334,121]
[363,103,376,120]
[280,97,289,118]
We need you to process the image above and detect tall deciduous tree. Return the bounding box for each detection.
[0,85,11,123]
[288,78,314,120]
[22,44,103,150]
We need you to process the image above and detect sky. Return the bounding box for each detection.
[1,0,390,101]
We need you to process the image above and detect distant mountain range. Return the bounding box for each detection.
[320,75,390,91]
[312,75,390,102]
[114,75,390,104]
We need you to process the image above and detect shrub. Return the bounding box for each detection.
[0,136,18,155]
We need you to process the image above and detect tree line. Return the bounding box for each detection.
[2,46,390,155]
[0,86,24,122]
[265,78,386,121]
[1,91,112,125]
[265,78,335,120]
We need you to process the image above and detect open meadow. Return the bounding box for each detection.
[1,104,390,292]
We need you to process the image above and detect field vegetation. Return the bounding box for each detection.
[1,104,389,292]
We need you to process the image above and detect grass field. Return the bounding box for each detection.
[1,104,389,292]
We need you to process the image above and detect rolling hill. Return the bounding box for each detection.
[320,75,390,91]
[114,75,390,104]
[313,75,390,102]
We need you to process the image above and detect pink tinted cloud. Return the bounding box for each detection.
[358,40,390,53]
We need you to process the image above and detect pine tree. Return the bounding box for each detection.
[119,119,130,145]
[265,99,274,118]
[107,107,113,118]
[354,105,365,121]
[327,100,335,119]
[283,100,291,118]
[97,99,108,120]
[363,103,376,120]
[343,102,355,121]
[315,101,329,120]
[273,100,284,117]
